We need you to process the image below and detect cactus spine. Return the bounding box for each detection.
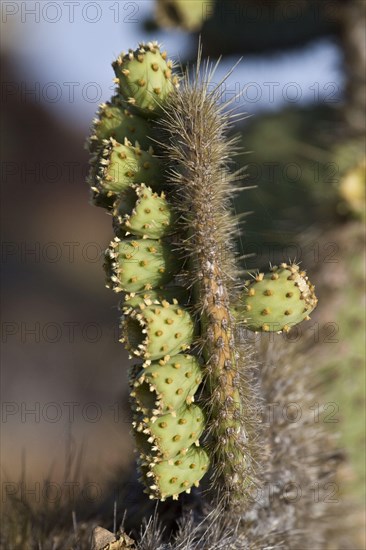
[87,42,318,504]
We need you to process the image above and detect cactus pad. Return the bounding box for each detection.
[112,41,178,117]
[89,138,162,208]
[113,184,176,239]
[87,97,152,152]
[130,354,203,415]
[105,237,179,293]
[139,446,209,500]
[233,263,318,332]
[133,404,205,462]
[121,302,195,360]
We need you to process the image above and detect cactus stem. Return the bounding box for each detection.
[160,57,254,501]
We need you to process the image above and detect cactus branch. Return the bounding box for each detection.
[159,56,255,499]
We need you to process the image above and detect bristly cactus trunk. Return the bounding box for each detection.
[158,59,255,500]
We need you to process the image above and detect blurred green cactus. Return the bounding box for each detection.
[154,0,213,31]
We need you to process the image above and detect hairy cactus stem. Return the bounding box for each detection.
[160,59,251,501]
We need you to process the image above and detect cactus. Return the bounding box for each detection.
[87,96,153,152]
[232,262,318,332]
[88,138,162,208]
[133,404,205,462]
[130,354,202,415]
[112,184,176,239]
[112,41,179,117]
[339,158,366,219]
[139,446,210,501]
[121,302,195,361]
[87,42,319,511]
[104,237,180,293]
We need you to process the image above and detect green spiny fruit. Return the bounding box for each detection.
[233,262,318,332]
[105,237,179,293]
[87,96,153,152]
[139,446,209,501]
[112,184,176,239]
[112,41,179,118]
[130,354,203,415]
[133,404,205,462]
[88,138,162,209]
[121,302,195,360]
[122,286,190,313]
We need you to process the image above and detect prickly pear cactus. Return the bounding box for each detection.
[112,42,179,117]
[139,445,210,501]
[112,184,176,239]
[130,354,202,415]
[86,42,318,505]
[88,137,161,208]
[233,263,318,332]
[104,237,180,293]
[87,96,153,152]
[121,301,195,360]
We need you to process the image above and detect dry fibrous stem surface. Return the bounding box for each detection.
[158,63,256,498]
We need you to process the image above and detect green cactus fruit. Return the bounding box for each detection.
[88,138,162,209]
[121,302,195,360]
[105,237,179,293]
[87,97,153,152]
[139,446,209,500]
[130,354,203,415]
[133,404,205,462]
[122,286,190,313]
[233,262,318,332]
[112,41,179,117]
[112,184,176,239]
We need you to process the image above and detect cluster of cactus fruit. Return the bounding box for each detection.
[87,41,318,502]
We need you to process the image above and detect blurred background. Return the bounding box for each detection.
[1,0,365,547]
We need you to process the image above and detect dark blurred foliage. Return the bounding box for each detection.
[234,105,365,270]
[185,0,341,57]
[147,0,343,54]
